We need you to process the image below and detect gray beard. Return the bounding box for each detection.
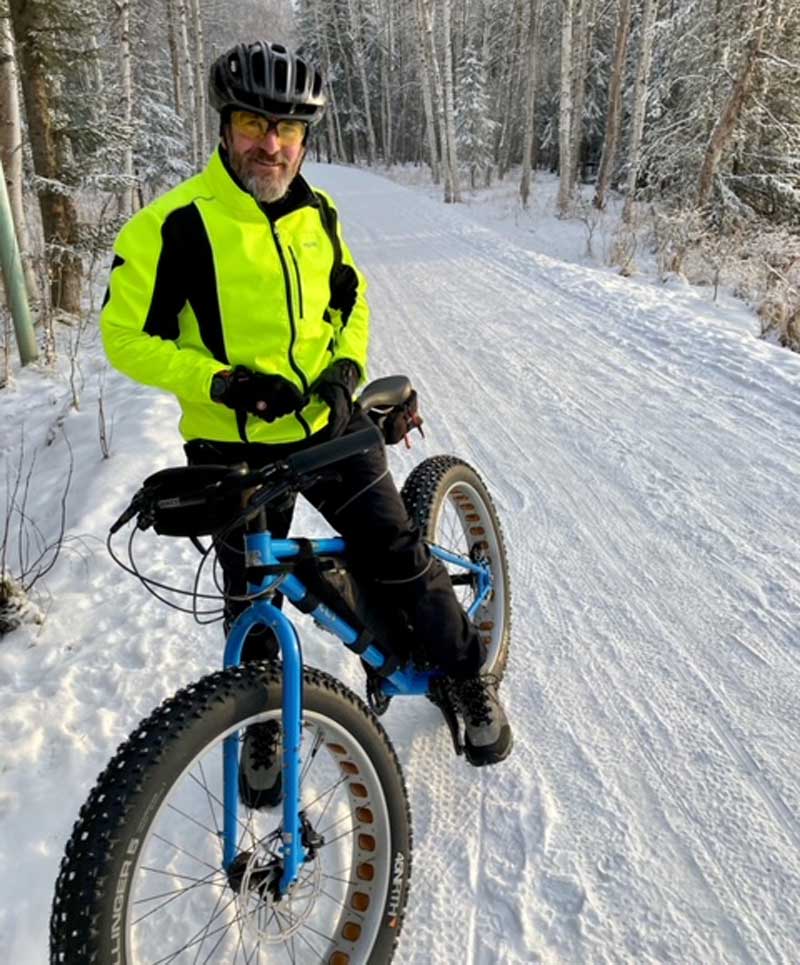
[237,167,290,204]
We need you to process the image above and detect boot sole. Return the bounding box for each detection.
[464,729,513,767]
[238,770,282,810]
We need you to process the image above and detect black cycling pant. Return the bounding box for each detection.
[185,409,482,679]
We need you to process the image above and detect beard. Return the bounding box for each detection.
[228,143,302,203]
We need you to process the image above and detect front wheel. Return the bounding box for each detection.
[51,663,412,964]
[401,456,512,679]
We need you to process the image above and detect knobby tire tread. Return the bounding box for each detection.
[400,455,512,679]
[50,661,412,964]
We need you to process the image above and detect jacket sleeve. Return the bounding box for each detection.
[318,194,369,383]
[100,207,223,403]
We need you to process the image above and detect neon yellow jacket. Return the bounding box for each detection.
[100,148,369,444]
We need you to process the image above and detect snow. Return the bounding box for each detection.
[2,161,800,963]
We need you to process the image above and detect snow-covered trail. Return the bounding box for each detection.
[311,164,800,964]
[2,163,800,964]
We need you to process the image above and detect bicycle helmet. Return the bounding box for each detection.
[209,41,326,124]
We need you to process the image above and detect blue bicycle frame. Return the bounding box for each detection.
[220,528,493,894]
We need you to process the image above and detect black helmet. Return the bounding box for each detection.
[209,41,326,124]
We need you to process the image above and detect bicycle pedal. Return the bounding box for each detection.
[364,666,392,716]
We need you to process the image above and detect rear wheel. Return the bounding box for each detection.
[401,456,511,678]
[51,663,411,964]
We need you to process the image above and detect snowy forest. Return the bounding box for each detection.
[1,0,799,366]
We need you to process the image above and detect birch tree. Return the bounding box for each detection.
[176,0,198,166]
[115,0,135,218]
[519,0,542,207]
[166,0,183,115]
[622,0,658,222]
[557,0,575,215]
[440,0,462,201]
[414,0,440,182]
[191,0,208,160]
[346,0,378,165]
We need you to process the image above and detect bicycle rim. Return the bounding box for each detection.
[123,710,393,964]
[433,479,508,669]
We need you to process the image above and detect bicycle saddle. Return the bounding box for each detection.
[356,375,413,411]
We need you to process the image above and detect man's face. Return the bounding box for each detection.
[224,110,307,203]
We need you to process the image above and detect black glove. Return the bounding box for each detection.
[210,366,306,423]
[311,359,360,439]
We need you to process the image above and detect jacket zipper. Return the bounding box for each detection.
[268,220,311,438]
[288,246,304,319]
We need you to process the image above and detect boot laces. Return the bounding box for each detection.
[456,675,499,727]
[247,720,280,771]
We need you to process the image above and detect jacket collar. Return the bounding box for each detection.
[204,145,319,221]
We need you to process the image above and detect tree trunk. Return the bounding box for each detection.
[0,16,40,310]
[420,0,452,199]
[557,0,575,215]
[696,0,769,210]
[382,0,394,165]
[622,0,658,222]
[115,0,135,218]
[519,0,542,208]
[593,0,631,210]
[175,0,198,166]
[346,0,378,165]
[331,5,360,162]
[312,0,344,162]
[7,0,82,314]
[191,0,208,160]
[570,0,596,184]
[166,0,183,115]
[414,0,440,182]
[440,0,461,201]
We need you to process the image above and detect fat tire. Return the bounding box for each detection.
[50,662,411,964]
[401,456,512,679]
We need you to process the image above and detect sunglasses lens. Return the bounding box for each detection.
[276,121,305,145]
[232,112,306,145]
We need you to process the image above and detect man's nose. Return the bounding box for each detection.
[261,128,281,152]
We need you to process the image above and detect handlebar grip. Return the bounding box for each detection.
[285,426,381,478]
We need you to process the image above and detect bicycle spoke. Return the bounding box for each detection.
[151,895,240,965]
[188,770,256,841]
[132,875,226,911]
[138,866,228,887]
[300,726,325,784]
[272,906,326,961]
[150,832,223,877]
[302,773,349,818]
[194,877,236,965]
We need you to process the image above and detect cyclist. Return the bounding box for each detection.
[100,40,512,791]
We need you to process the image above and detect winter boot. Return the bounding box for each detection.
[239,719,282,809]
[450,674,513,766]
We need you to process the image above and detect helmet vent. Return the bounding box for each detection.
[295,61,307,94]
[251,48,267,88]
[275,58,288,94]
[272,43,287,54]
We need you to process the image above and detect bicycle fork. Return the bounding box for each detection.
[222,595,307,896]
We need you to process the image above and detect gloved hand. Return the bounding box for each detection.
[210,366,306,423]
[311,359,360,439]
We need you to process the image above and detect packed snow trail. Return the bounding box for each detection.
[2,163,800,964]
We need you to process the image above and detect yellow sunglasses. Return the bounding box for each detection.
[230,110,307,146]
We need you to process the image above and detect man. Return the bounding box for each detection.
[101,41,512,796]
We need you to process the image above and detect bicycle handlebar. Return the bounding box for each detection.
[283,425,381,479]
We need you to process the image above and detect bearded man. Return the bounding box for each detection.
[100,41,512,804]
